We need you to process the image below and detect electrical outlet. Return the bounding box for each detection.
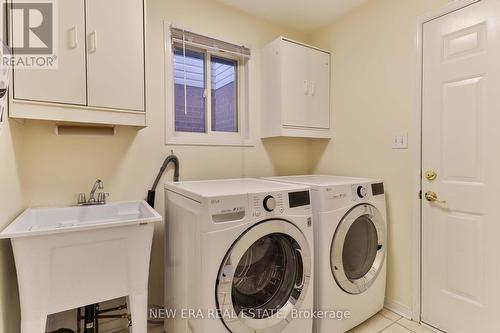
[392,132,408,149]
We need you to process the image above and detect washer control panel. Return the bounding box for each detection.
[252,192,285,217]
[250,190,311,218]
[206,187,312,223]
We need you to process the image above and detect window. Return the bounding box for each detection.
[166,25,252,146]
[211,56,238,133]
[173,47,206,133]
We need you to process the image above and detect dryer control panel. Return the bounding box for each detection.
[351,182,385,200]
[323,181,385,209]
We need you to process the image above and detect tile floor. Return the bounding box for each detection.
[349,308,434,333]
[145,308,434,333]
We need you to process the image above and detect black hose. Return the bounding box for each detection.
[147,154,180,208]
[84,304,97,333]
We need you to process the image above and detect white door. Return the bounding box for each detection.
[13,0,86,104]
[422,1,500,332]
[86,0,144,111]
[281,40,309,128]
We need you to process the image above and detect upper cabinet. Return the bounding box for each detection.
[13,0,87,105]
[261,37,331,139]
[86,0,144,111]
[10,0,146,126]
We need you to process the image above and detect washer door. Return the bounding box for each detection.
[216,219,311,333]
[331,204,386,295]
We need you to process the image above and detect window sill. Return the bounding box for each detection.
[166,136,254,147]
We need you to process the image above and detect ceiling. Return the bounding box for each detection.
[215,0,368,32]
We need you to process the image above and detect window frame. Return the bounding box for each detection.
[164,23,253,146]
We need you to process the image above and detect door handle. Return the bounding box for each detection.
[425,191,446,204]
[68,26,77,49]
[310,81,316,96]
[294,248,305,289]
[88,31,97,54]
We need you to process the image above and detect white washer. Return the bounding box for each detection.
[263,175,387,333]
[165,178,315,333]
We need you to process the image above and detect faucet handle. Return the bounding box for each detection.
[77,193,86,205]
[97,192,109,204]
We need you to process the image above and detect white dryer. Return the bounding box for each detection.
[263,175,387,333]
[165,178,314,333]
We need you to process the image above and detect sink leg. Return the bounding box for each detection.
[20,314,47,333]
[128,292,148,333]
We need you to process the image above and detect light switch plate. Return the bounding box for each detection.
[392,132,408,149]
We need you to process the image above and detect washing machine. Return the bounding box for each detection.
[263,175,387,333]
[164,178,314,333]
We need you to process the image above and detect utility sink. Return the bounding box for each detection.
[0,201,162,333]
[0,200,161,238]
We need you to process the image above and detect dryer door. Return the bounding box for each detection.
[331,204,386,295]
[216,219,311,333]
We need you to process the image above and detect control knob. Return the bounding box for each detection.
[357,186,367,198]
[263,195,276,212]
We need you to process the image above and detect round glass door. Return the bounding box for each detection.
[217,220,311,333]
[331,204,386,295]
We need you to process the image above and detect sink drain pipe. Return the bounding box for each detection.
[77,303,129,333]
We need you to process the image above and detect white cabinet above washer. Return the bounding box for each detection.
[9,0,146,127]
[261,37,332,139]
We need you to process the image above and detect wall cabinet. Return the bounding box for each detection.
[13,0,87,105]
[261,37,331,139]
[10,0,146,126]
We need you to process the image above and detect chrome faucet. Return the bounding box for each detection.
[89,179,103,203]
[77,179,109,206]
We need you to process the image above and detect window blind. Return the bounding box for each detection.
[170,26,251,59]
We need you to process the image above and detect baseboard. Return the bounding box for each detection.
[421,322,445,333]
[384,299,412,319]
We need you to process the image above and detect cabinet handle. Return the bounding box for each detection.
[303,80,309,95]
[88,31,97,53]
[310,81,316,96]
[68,26,77,49]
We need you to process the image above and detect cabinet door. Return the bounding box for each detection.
[281,40,309,127]
[13,0,86,104]
[308,49,330,129]
[86,0,144,111]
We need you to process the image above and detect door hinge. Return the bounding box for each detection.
[418,190,422,200]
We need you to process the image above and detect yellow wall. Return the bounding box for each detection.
[0,118,23,332]
[15,0,313,313]
[309,0,450,312]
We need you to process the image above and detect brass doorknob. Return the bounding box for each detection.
[425,170,437,181]
[425,191,446,204]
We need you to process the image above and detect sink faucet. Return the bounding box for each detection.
[89,179,103,203]
[77,179,109,206]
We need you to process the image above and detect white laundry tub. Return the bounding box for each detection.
[0,200,162,333]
